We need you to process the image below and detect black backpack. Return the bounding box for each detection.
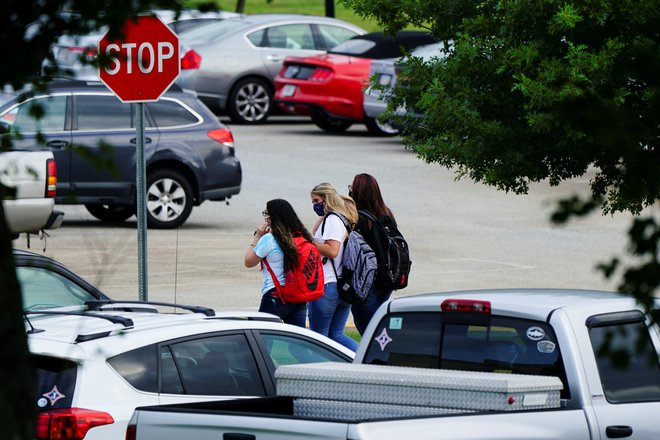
[359,210,411,290]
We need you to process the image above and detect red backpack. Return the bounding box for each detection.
[262,234,324,303]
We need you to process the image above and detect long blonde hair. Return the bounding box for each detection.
[311,182,358,226]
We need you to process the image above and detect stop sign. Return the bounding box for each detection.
[98,16,180,102]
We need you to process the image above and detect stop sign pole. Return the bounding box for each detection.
[98,16,180,301]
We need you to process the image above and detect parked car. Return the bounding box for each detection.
[0,149,64,236]
[41,9,241,81]
[176,14,366,124]
[14,249,109,310]
[363,42,448,134]
[274,31,437,135]
[27,303,354,440]
[0,80,241,229]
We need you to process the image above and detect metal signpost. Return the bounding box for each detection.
[98,15,180,301]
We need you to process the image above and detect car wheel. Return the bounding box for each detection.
[85,204,135,223]
[146,169,194,229]
[312,114,352,133]
[365,117,399,136]
[228,78,271,124]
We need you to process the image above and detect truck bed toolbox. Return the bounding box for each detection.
[276,363,562,413]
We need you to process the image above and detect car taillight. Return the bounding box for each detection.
[309,67,332,82]
[125,423,136,440]
[46,158,57,198]
[208,128,234,147]
[181,49,201,70]
[35,408,114,440]
[68,46,97,62]
[441,299,491,314]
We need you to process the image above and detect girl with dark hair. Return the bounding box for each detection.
[244,199,313,327]
[349,173,396,334]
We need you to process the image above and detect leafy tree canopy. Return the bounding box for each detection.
[342,0,660,310]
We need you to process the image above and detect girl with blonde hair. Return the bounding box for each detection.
[308,182,358,350]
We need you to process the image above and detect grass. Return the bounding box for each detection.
[182,0,382,32]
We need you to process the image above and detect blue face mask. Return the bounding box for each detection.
[313,201,325,217]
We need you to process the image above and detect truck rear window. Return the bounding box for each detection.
[363,312,569,397]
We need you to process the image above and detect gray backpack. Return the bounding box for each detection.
[323,213,378,304]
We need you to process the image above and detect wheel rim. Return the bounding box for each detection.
[375,118,398,135]
[235,82,270,122]
[147,177,187,222]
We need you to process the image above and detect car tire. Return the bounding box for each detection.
[312,114,352,133]
[146,169,194,229]
[85,204,135,223]
[364,117,399,137]
[228,78,272,124]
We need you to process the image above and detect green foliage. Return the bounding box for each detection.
[343,0,660,307]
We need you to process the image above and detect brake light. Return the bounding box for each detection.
[35,408,114,440]
[208,128,234,147]
[125,424,136,440]
[46,158,57,198]
[441,299,491,314]
[309,67,332,81]
[68,46,97,62]
[181,49,201,70]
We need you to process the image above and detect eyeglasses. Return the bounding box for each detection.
[262,210,269,218]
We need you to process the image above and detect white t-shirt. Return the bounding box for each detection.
[315,213,348,283]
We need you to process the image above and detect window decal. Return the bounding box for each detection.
[389,317,403,330]
[537,340,556,354]
[42,385,66,406]
[374,328,393,351]
[526,326,545,341]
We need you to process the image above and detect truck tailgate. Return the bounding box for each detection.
[351,409,591,440]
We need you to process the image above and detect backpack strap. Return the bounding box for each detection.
[320,211,351,273]
[261,258,286,304]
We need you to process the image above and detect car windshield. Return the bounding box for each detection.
[18,266,99,311]
[180,18,247,43]
[330,32,438,60]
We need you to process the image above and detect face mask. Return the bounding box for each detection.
[313,201,325,217]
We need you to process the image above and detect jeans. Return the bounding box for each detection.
[308,282,358,351]
[351,284,392,335]
[259,290,307,328]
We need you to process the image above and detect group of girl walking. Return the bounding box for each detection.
[244,173,396,351]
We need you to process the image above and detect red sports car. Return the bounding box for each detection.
[274,31,436,135]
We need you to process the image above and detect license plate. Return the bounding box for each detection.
[281,84,296,97]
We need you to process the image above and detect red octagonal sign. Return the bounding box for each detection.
[98,16,180,102]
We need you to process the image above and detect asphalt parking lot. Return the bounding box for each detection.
[13,116,637,312]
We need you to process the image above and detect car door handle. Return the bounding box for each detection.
[606,425,633,438]
[46,140,68,149]
[130,137,152,144]
[223,434,255,440]
[266,54,283,62]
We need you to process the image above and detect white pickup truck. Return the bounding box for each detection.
[128,289,660,440]
[0,149,63,236]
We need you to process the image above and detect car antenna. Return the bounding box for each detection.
[23,312,45,334]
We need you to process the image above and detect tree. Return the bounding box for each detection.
[0,1,179,438]
[342,0,659,313]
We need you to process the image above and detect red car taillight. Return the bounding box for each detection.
[309,67,332,82]
[35,408,114,440]
[46,158,57,198]
[181,49,201,70]
[68,46,97,62]
[208,128,234,147]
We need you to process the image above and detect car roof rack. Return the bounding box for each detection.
[24,310,134,327]
[84,300,216,316]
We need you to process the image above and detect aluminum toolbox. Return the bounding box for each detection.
[293,399,472,421]
[276,362,563,412]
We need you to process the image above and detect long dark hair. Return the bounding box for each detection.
[350,173,394,221]
[266,199,313,272]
